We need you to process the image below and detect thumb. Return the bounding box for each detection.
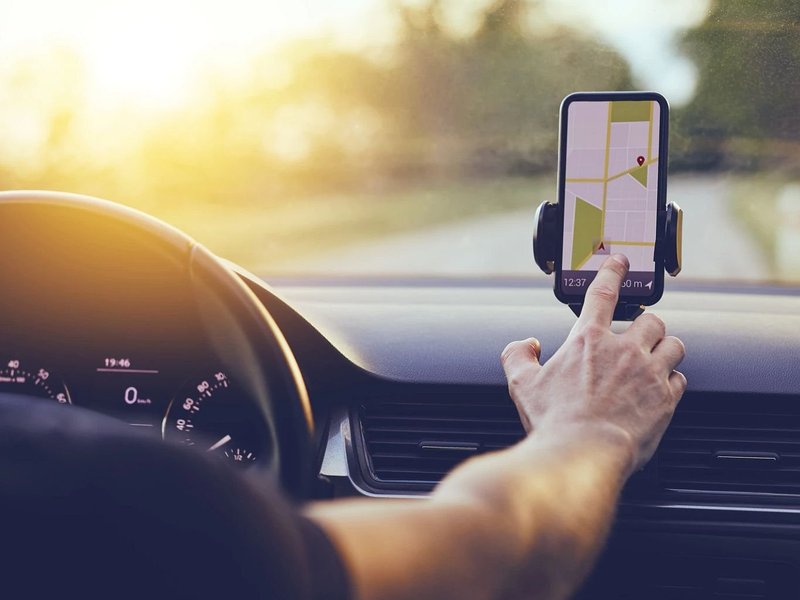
[501,337,542,383]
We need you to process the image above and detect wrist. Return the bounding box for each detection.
[525,419,637,480]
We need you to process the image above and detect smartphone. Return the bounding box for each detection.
[555,91,669,307]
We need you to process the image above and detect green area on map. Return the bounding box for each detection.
[610,100,651,122]
[572,196,603,270]
[630,164,648,187]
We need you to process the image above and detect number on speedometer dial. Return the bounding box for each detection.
[0,359,70,404]
[163,371,266,468]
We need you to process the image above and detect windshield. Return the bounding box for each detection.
[2,0,798,285]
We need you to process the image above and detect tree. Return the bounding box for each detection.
[677,0,800,170]
[382,0,634,177]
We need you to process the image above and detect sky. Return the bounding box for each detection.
[0,0,711,111]
[0,0,393,110]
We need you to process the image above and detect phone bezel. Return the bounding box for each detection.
[554,91,670,307]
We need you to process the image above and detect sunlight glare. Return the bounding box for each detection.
[86,5,199,110]
[0,0,387,114]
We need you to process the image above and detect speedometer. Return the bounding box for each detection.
[0,358,71,404]
[163,371,267,468]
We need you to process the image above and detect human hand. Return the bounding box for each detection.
[501,254,686,475]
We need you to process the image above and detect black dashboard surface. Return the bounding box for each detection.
[258,277,800,597]
[266,279,800,395]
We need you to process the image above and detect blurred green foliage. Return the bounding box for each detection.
[675,0,800,171]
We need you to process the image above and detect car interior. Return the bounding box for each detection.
[1,0,799,598]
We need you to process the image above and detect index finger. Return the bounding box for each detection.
[579,254,629,327]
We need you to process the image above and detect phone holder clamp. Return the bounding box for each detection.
[532,200,683,320]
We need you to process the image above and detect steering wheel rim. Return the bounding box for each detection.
[0,190,315,498]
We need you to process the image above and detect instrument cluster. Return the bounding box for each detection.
[0,355,268,469]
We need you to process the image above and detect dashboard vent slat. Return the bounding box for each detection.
[658,393,800,497]
[358,394,525,487]
[357,391,800,500]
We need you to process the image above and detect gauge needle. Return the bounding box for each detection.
[207,434,232,452]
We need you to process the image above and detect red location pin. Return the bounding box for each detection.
[636,156,645,166]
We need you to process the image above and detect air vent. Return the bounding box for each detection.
[659,393,800,497]
[578,554,795,600]
[357,391,800,498]
[357,393,524,488]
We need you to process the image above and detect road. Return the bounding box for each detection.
[282,176,769,281]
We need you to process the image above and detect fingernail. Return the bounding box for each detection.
[611,254,629,268]
[527,337,541,356]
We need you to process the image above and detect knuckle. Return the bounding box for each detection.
[643,313,666,337]
[670,336,687,358]
[621,340,642,361]
[507,372,525,390]
[658,337,685,366]
[675,370,688,390]
[588,284,618,304]
[660,381,672,400]
[506,364,535,390]
[569,330,587,351]
[580,323,606,344]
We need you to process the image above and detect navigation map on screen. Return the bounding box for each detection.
[560,99,661,296]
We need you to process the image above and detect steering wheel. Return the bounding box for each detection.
[0,191,314,498]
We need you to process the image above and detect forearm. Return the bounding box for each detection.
[307,424,633,600]
[435,423,632,599]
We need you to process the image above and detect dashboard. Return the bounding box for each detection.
[252,277,800,493]
[239,273,800,598]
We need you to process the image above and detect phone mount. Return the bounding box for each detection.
[533,201,683,321]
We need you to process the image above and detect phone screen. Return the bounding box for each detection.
[558,95,667,301]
